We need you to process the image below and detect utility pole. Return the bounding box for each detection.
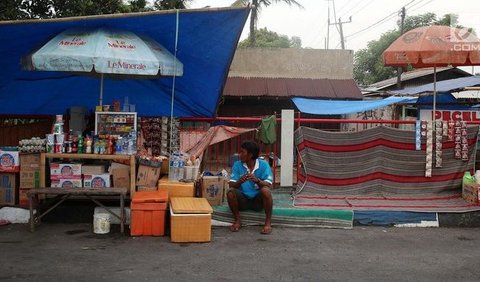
[336,17,352,49]
[396,7,406,89]
[326,6,330,49]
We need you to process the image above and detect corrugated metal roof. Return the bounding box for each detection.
[223,77,363,100]
[365,67,471,91]
[394,76,480,95]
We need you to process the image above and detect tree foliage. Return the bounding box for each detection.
[238,27,302,48]
[0,0,53,20]
[52,0,128,18]
[231,0,303,47]
[354,13,467,86]
[0,0,191,20]
[154,0,191,10]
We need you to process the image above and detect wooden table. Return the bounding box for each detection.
[28,187,128,233]
[40,153,136,195]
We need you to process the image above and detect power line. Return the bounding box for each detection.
[306,0,425,49]
[343,0,374,20]
[335,0,356,15]
[344,0,416,40]
[338,0,369,19]
[404,0,430,12]
[406,0,434,13]
[308,0,376,48]
[344,12,398,40]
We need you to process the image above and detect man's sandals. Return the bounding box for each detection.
[230,222,241,232]
[229,222,272,234]
[260,225,272,235]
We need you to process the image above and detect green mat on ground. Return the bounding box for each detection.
[213,191,353,229]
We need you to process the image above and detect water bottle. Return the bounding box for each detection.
[123,96,129,112]
[174,156,181,181]
[169,153,178,181]
[178,155,185,181]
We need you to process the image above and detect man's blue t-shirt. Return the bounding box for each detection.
[229,159,273,199]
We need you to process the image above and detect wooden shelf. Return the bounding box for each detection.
[40,153,137,195]
[43,153,132,161]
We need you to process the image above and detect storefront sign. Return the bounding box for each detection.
[419,110,480,121]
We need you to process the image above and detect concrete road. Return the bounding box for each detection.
[0,224,479,281]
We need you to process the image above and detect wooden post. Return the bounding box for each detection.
[40,153,46,188]
[130,154,136,196]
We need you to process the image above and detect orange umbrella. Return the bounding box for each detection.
[383,25,480,119]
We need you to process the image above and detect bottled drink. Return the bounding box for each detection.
[85,137,92,154]
[77,135,84,154]
[169,153,179,181]
[107,136,113,155]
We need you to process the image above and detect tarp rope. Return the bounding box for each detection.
[169,10,180,153]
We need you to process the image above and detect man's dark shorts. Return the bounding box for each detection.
[228,188,266,211]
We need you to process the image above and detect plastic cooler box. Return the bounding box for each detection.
[170,197,213,243]
[130,190,168,236]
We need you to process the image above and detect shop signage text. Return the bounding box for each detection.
[420,110,480,121]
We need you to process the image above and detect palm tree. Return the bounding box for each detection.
[154,0,192,10]
[232,0,303,47]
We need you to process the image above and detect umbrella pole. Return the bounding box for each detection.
[169,10,180,154]
[99,73,104,106]
[433,65,436,121]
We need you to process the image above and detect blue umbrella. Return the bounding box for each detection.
[23,27,183,105]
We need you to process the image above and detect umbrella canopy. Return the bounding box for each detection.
[383,25,480,68]
[23,27,183,105]
[383,25,480,120]
[25,27,183,76]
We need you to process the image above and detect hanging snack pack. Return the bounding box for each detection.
[415,120,422,151]
[435,121,443,168]
[461,121,469,161]
[425,121,433,177]
[454,121,462,159]
[442,121,448,138]
[447,121,455,142]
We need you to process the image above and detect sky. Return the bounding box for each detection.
[188,0,480,51]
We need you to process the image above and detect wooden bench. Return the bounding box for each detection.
[27,187,128,233]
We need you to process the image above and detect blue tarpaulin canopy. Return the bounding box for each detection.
[393,76,480,95]
[292,96,417,115]
[0,7,249,117]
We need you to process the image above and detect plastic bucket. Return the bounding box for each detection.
[93,213,110,234]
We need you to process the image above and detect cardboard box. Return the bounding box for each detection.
[20,154,41,189]
[83,174,111,188]
[82,165,105,175]
[20,170,40,189]
[20,153,40,172]
[51,178,83,188]
[0,173,18,189]
[158,176,194,198]
[0,173,19,205]
[109,162,130,171]
[170,197,213,243]
[0,187,17,205]
[0,150,20,173]
[462,183,479,204]
[112,168,130,188]
[136,165,161,187]
[19,188,30,207]
[201,176,226,206]
[50,163,82,178]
